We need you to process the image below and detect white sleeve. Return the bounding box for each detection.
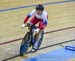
[28,9,35,17]
[43,11,48,25]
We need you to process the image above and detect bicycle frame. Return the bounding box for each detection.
[20,23,44,56]
[27,25,37,46]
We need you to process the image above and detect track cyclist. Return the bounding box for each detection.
[22,4,48,52]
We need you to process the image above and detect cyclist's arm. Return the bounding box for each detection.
[39,19,48,30]
[24,9,35,24]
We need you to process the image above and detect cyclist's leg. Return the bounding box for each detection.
[29,16,39,25]
[39,20,47,30]
[31,20,47,52]
[29,16,39,45]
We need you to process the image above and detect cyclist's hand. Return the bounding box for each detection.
[22,24,26,29]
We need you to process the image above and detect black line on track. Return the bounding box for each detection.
[2,39,75,61]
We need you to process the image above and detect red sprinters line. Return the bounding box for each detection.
[0,38,23,45]
[44,26,75,34]
[0,26,75,45]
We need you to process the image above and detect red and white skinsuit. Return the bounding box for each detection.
[23,9,48,30]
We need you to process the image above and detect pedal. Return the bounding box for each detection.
[31,48,37,52]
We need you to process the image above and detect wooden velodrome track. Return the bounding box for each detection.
[0,0,75,61]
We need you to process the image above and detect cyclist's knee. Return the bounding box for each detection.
[39,24,47,30]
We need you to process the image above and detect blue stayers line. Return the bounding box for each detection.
[0,0,75,12]
[23,47,75,61]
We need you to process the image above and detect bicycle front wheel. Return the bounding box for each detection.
[20,32,30,56]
